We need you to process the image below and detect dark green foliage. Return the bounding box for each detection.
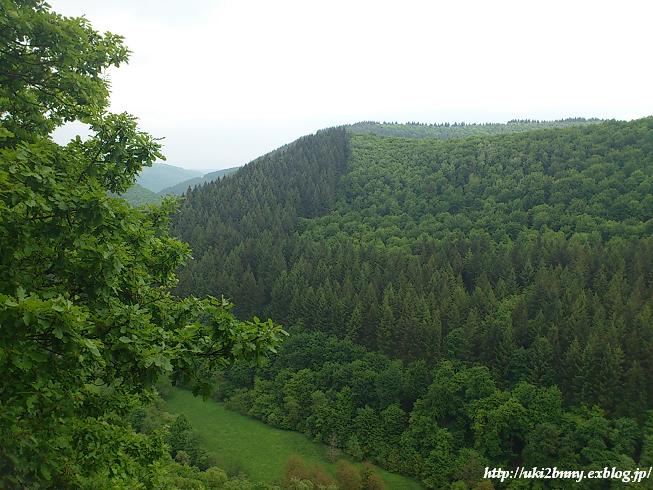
[175,118,653,419]
[172,127,349,316]
[173,117,653,487]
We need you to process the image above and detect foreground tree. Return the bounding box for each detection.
[0,1,284,487]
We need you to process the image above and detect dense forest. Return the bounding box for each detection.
[218,330,653,489]
[172,118,653,488]
[119,182,162,206]
[3,0,653,488]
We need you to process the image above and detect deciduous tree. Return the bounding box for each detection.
[0,2,284,486]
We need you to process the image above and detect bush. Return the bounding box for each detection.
[225,389,255,414]
[361,462,385,490]
[200,466,229,489]
[284,455,335,489]
[326,435,343,463]
[175,450,192,466]
[346,436,364,461]
[211,453,248,479]
[157,376,174,399]
[335,459,362,490]
[285,455,310,484]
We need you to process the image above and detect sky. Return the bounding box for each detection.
[50,0,653,171]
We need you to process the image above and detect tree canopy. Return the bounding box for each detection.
[0,1,284,487]
[173,115,653,487]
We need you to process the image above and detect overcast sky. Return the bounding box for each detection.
[50,0,653,171]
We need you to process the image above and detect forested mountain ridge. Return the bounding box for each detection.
[347,117,604,139]
[171,118,653,487]
[172,128,349,304]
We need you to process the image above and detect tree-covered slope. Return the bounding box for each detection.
[306,119,653,244]
[218,329,653,488]
[172,118,653,488]
[172,127,349,305]
[119,166,240,206]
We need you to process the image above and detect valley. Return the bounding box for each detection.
[3,3,652,487]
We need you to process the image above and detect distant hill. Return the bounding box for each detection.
[159,166,240,195]
[119,183,161,206]
[120,165,241,205]
[136,163,203,192]
[347,117,603,139]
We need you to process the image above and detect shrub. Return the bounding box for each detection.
[335,459,362,490]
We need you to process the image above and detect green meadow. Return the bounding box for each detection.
[163,388,423,489]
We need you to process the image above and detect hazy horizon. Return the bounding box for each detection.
[50,0,653,170]
[145,116,628,173]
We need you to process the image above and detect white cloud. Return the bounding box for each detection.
[50,0,653,169]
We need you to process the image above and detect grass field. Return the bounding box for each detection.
[162,387,423,489]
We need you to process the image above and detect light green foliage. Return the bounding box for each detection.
[156,457,275,489]
[0,0,128,140]
[0,1,284,486]
[136,404,277,489]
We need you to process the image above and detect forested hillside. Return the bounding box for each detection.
[172,118,653,488]
[173,128,349,310]
[120,167,241,206]
[8,0,650,488]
